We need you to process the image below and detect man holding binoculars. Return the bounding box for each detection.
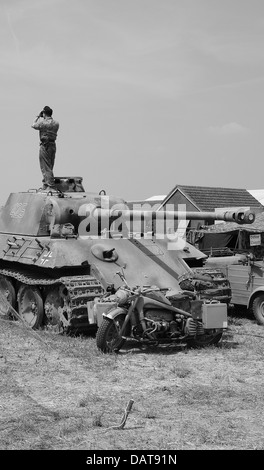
[31,106,59,190]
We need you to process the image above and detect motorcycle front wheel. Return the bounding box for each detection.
[96,309,129,353]
[187,330,223,348]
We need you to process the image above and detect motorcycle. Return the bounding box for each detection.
[95,272,227,353]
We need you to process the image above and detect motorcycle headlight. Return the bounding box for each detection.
[115,289,129,305]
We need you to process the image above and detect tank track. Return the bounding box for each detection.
[192,267,231,303]
[0,266,104,332]
[179,267,232,303]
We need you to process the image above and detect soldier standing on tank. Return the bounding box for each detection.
[31,106,59,190]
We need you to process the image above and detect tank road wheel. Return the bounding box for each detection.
[17,285,44,329]
[44,285,71,329]
[252,294,264,325]
[0,275,16,317]
[96,310,128,353]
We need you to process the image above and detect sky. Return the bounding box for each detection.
[1,0,264,204]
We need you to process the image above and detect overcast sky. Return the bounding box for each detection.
[1,0,264,203]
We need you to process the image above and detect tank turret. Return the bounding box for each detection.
[0,177,255,332]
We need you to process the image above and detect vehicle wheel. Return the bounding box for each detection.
[252,294,264,325]
[17,285,44,329]
[0,275,16,316]
[44,285,70,327]
[188,330,223,348]
[96,310,128,353]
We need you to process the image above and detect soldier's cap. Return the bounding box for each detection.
[42,106,53,116]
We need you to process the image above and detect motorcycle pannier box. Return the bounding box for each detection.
[202,303,228,329]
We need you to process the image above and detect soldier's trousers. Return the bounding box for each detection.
[39,142,56,188]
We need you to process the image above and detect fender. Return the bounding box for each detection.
[103,306,132,337]
[248,286,264,308]
[103,306,128,320]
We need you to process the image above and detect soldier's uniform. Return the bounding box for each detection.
[32,111,59,189]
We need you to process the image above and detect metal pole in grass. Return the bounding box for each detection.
[106,399,135,431]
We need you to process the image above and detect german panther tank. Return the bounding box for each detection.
[0,177,255,332]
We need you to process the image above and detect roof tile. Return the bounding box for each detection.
[173,185,262,211]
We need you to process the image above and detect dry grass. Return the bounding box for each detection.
[1,309,264,450]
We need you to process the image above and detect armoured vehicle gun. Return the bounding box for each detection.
[0,177,255,333]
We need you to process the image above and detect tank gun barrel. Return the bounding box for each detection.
[93,208,255,225]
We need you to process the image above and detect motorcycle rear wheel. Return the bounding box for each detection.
[188,330,223,348]
[96,311,128,353]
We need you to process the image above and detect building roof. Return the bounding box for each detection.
[248,189,264,206]
[161,184,263,212]
[146,195,166,201]
[126,197,165,209]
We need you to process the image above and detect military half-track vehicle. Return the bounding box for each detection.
[0,177,255,333]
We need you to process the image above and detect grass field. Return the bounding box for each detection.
[1,308,264,451]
